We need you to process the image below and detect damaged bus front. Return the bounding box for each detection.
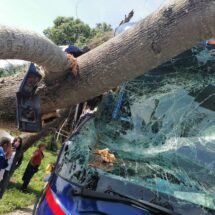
[34,39,215,215]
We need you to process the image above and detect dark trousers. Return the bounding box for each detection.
[0,150,23,198]
[0,170,10,198]
[22,162,38,190]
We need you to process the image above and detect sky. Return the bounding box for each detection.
[0,0,166,34]
[0,0,166,68]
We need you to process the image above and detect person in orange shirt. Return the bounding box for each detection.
[21,144,45,192]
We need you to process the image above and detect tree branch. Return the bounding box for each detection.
[0,0,215,126]
[22,108,72,151]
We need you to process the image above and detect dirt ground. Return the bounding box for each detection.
[4,205,33,215]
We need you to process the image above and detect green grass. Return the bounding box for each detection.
[0,145,57,214]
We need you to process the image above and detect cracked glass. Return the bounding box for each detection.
[57,42,215,214]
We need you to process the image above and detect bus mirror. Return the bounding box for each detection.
[16,63,42,132]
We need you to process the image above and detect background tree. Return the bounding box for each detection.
[43,16,113,46]
[91,22,112,38]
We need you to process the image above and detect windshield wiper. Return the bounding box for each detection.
[72,188,178,215]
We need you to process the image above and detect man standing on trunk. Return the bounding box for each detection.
[21,144,45,192]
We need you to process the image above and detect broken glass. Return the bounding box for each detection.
[57,43,215,214]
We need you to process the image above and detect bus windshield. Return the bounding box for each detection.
[56,43,215,214]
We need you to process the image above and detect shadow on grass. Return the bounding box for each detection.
[18,207,33,213]
[7,181,42,197]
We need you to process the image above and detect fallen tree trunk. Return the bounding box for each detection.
[0,25,72,76]
[0,0,215,125]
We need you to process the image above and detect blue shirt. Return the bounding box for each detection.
[0,147,4,157]
[0,146,8,170]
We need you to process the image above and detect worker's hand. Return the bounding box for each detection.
[67,54,79,77]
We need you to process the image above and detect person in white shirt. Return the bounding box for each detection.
[0,137,23,198]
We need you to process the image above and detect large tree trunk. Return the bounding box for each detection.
[0,25,71,77]
[0,0,215,126]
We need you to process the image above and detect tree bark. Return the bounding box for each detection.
[0,0,215,126]
[0,25,71,77]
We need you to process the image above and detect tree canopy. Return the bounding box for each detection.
[43,16,112,46]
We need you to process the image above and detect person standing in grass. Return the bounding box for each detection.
[0,137,13,198]
[21,144,45,192]
[0,138,13,170]
[0,138,12,176]
[0,137,23,198]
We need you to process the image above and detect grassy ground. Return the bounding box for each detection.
[0,145,57,214]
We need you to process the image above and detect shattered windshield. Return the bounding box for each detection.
[57,43,215,213]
